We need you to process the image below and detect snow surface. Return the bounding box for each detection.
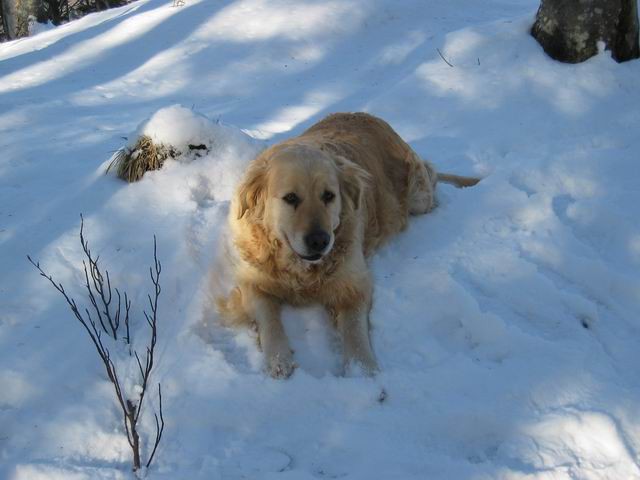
[2,1,640,479]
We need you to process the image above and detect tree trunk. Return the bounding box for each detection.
[1,0,17,39]
[531,0,640,63]
[1,0,43,39]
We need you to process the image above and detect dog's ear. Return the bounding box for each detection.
[334,155,370,211]
[237,159,268,220]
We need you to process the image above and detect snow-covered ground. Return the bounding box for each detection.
[2,0,640,478]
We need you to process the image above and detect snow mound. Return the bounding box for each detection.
[135,104,244,157]
[108,104,263,201]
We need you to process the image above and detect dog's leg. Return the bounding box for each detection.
[247,288,295,379]
[335,300,378,376]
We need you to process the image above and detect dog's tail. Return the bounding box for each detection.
[437,172,481,188]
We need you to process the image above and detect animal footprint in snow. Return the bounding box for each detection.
[189,174,215,208]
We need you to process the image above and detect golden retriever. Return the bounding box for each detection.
[217,112,479,378]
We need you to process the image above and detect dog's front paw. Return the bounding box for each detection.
[344,354,379,377]
[266,350,296,379]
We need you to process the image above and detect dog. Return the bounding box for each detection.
[217,112,479,378]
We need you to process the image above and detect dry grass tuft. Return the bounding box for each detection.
[107,135,179,183]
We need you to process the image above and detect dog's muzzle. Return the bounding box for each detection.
[300,229,330,262]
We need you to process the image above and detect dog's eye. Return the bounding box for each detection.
[322,190,335,204]
[282,192,300,207]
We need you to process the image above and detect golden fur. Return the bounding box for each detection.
[217,112,479,378]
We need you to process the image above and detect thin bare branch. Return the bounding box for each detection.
[436,48,454,67]
[146,384,165,468]
[79,214,119,339]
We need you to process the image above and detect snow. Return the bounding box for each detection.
[1,0,640,479]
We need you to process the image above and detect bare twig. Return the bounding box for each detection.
[146,384,165,468]
[436,48,454,67]
[79,214,121,340]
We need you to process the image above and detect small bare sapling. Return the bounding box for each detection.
[28,215,165,473]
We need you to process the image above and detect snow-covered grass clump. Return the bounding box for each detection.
[139,104,220,149]
[108,104,262,183]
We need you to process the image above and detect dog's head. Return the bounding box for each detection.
[236,143,369,263]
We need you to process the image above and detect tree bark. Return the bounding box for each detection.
[1,0,18,39]
[531,0,640,63]
[1,0,43,39]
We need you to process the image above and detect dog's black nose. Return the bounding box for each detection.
[304,230,330,253]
